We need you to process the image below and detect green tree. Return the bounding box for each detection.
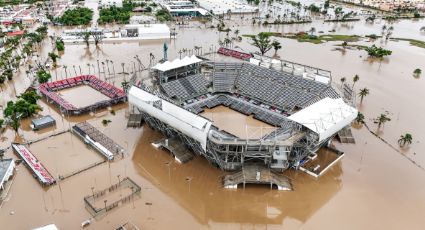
[48,52,59,64]
[18,91,41,104]
[36,70,52,83]
[374,113,391,129]
[250,32,273,55]
[413,68,421,78]
[352,74,359,89]
[56,7,93,26]
[398,133,413,147]
[365,45,392,58]
[56,39,65,52]
[355,112,365,124]
[121,80,129,93]
[3,99,42,134]
[271,40,282,55]
[358,88,369,103]
[83,32,90,47]
[155,9,172,22]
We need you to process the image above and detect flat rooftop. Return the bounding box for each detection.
[200,105,276,139]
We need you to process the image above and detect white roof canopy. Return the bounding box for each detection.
[288,97,357,142]
[128,86,212,151]
[152,55,202,72]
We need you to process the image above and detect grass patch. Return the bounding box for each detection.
[242,32,282,38]
[395,38,425,49]
[243,32,361,44]
[285,33,361,44]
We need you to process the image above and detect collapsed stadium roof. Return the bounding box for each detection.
[287,97,358,142]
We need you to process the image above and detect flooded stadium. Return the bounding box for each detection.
[1,1,425,229]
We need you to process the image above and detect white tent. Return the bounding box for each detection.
[128,86,212,151]
[152,55,202,72]
[288,97,357,142]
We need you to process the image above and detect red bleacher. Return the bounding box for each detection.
[217,47,253,61]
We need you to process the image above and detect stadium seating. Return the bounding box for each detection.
[39,75,126,114]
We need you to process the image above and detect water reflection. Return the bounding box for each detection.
[132,126,342,226]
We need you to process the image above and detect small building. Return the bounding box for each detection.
[0,158,15,191]
[31,115,56,131]
[122,24,170,39]
[130,15,156,24]
[99,0,123,8]
[6,30,24,37]
[152,55,203,84]
[160,0,209,17]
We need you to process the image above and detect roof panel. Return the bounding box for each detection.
[288,97,357,141]
[152,55,202,72]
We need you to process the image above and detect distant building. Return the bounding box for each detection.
[160,0,209,17]
[130,15,156,24]
[0,159,15,191]
[99,0,123,8]
[339,0,423,12]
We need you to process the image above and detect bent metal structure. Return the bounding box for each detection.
[129,59,357,174]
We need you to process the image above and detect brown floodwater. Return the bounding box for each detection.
[1,3,425,229]
[200,105,276,139]
[58,85,111,108]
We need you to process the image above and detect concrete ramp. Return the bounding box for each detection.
[127,114,143,127]
[223,165,292,191]
[152,138,194,163]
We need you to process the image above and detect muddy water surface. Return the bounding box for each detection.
[0,6,425,229]
[58,85,110,108]
[201,105,276,139]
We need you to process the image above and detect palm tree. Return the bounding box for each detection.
[63,65,68,78]
[381,25,387,35]
[121,80,129,93]
[234,29,239,38]
[309,27,316,36]
[48,52,59,64]
[83,32,90,48]
[413,68,421,78]
[340,77,346,86]
[271,40,282,55]
[398,133,413,147]
[358,88,369,103]
[355,112,365,124]
[374,113,391,129]
[223,38,232,48]
[352,74,359,89]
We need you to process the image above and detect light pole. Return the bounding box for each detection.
[104,199,107,213]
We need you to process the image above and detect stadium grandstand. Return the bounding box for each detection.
[129,56,357,187]
[39,75,126,115]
